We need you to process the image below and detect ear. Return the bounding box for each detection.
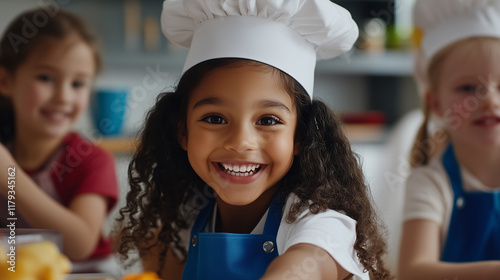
[425,90,442,117]
[177,122,188,151]
[0,67,13,98]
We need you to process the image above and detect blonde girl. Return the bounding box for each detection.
[399,0,500,279]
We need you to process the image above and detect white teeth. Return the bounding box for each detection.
[221,163,261,176]
[50,112,65,120]
[478,118,499,125]
[484,118,497,125]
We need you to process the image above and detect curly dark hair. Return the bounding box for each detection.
[116,58,391,279]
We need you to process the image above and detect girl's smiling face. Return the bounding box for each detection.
[2,35,96,140]
[429,38,500,148]
[181,64,299,206]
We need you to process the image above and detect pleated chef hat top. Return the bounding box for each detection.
[414,0,500,60]
[161,0,359,98]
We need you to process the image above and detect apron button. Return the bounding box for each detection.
[192,235,197,247]
[456,197,465,209]
[263,241,275,253]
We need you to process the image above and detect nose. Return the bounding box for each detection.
[223,122,258,153]
[52,82,73,104]
[480,84,500,110]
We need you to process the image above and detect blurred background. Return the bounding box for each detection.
[0,0,424,274]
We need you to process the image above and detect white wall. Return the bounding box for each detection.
[0,1,38,28]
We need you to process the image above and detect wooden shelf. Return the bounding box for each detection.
[97,137,138,154]
[343,124,386,143]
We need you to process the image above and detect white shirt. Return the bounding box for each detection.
[403,152,498,251]
[174,193,368,279]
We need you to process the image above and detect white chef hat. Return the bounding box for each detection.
[414,0,500,60]
[161,0,358,98]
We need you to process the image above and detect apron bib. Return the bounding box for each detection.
[441,145,500,262]
[182,195,284,280]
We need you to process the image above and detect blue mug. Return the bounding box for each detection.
[92,88,128,136]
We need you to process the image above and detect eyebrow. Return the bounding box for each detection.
[34,65,93,78]
[34,65,57,71]
[258,100,291,113]
[192,97,222,109]
[193,97,291,113]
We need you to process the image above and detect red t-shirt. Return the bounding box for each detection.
[1,132,119,259]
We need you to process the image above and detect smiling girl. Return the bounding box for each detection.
[0,8,118,272]
[117,1,391,279]
[399,0,500,279]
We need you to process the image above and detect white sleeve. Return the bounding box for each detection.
[276,195,369,280]
[403,161,451,226]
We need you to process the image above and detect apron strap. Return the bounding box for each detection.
[192,191,285,236]
[183,192,285,280]
[441,144,500,261]
[191,195,216,233]
[442,145,464,198]
[262,193,285,236]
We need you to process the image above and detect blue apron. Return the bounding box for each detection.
[182,195,284,280]
[441,145,500,262]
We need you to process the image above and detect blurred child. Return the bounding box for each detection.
[116,0,391,279]
[0,8,119,272]
[399,0,500,279]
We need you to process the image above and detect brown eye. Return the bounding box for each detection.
[37,74,52,82]
[257,115,282,126]
[72,81,85,89]
[457,84,477,93]
[202,114,227,124]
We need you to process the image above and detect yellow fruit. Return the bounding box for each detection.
[0,241,71,280]
[123,271,162,280]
